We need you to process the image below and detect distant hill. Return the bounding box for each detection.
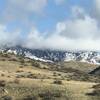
[1,46,100,65]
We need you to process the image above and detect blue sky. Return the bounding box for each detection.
[0,0,91,32]
[0,0,100,50]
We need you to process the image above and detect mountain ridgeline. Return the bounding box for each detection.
[1,46,100,64]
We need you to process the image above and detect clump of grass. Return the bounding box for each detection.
[16,70,24,73]
[7,76,11,78]
[9,58,18,62]
[19,66,24,68]
[0,80,6,87]
[1,74,5,77]
[22,95,38,100]
[27,73,37,79]
[20,59,25,65]
[31,61,40,68]
[18,56,25,65]
[53,72,57,77]
[86,84,100,96]
[1,59,6,61]
[1,95,12,100]
[13,78,20,84]
[39,90,62,100]
[2,53,9,58]
[53,80,63,85]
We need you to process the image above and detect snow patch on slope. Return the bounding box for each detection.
[24,52,53,63]
[64,51,100,65]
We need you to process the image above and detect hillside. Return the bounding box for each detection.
[0,52,99,100]
[2,46,100,65]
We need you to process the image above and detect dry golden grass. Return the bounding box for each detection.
[0,53,99,100]
[59,61,98,73]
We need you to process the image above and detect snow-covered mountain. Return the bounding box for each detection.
[65,51,100,64]
[1,46,100,65]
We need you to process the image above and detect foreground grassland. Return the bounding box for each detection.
[0,53,100,100]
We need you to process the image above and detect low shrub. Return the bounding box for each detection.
[31,61,40,68]
[22,95,38,100]
[53,80,62,85]
[1,95,12,100]
[1,74,5,77]
[13,78,20,84]
[39,91,62,100]
[0,80,6,87]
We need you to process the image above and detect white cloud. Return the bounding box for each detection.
[1,0,48,24]
[24,25,100,50]
[1,2,100,51]
[71,6,86,19]
[23,7,100,51]
[24,27,44,49]
[0,25,21,47]
[8,0,47,13]
[1,7,100,51]
[57,16,99,39]
[54,0,65,5]
[93,0,100,20]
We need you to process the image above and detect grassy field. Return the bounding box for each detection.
[0,53,99,100]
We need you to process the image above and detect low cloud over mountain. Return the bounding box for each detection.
[0,0,100,51]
